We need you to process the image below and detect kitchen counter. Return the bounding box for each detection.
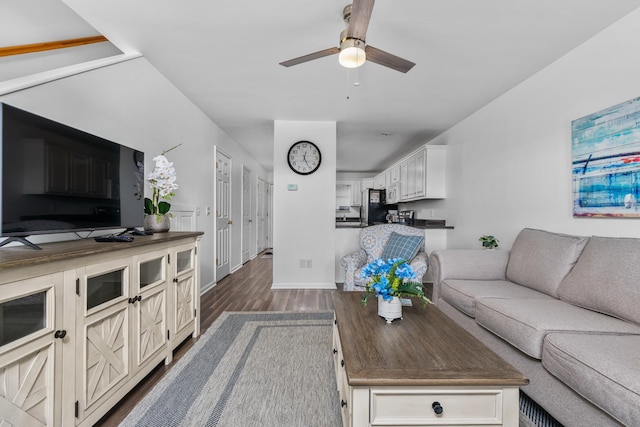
[335,219,453,229]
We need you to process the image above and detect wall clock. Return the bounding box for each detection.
[287,140,322,175]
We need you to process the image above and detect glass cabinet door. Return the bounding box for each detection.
[139,257,164,288]
[176,249,193,274]
[0,291,47,347]
[86,269,124,310]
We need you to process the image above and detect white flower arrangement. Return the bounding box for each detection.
[144,144,181,219]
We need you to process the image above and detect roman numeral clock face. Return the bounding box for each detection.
[287,141,322,175]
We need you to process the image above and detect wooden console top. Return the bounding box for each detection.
[0,231,203,272]
[334,291,528,387]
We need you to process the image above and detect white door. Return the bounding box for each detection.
[256,178,267,252]
[241,166,252,264]
[215,150,231,280]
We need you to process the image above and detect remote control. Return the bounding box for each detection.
[94,235,134,242]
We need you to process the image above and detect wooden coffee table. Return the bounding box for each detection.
[333,292,528,427]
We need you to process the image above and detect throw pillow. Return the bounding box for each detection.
[380,232,424,262]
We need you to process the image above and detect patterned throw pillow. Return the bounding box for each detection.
[380,232,424,262]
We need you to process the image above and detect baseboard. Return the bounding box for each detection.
[271,282,337,290]
[200,280,216,294]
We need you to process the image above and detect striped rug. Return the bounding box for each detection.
[120,311,560,427]
[119,311,340,427]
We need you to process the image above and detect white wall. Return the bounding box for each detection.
[407,9,640,250]
[0,56,268,288]
[273,120,336,289]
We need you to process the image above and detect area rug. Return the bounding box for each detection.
[118,311,340,427]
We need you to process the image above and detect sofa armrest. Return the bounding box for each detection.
[410,251,429,283]
[340,249,368,291]
[429,249,510,303]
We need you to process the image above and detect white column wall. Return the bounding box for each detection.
[273,120,336,289]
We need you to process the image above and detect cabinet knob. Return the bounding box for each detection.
[137,295,142,302]
[432,401,443,415]
[128,297,137,304]
[341,399,347,408]
[333,348,338,354]
[341,359,345,368]
[54,330,67,339]
[173,278,179,283]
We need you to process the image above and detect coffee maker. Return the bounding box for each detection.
[398,210,415,224]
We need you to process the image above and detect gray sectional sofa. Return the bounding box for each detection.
[429,228,640,426]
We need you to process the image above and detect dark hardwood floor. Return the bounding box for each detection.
[96,251,337,426]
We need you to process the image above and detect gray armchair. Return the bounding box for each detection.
[339,224,428,291]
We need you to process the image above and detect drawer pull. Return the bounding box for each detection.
[432,401,443,415]
[54,330,67,339]
[341,399,347,408]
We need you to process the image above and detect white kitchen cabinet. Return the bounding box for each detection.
[390,164,401,184]
[336,181,362,207]
[0,232,202,427]
[361,178,374,191]
[373,172,386,189]
[386,182,400,204]
[400,146,446,201]
[350,180,362,206]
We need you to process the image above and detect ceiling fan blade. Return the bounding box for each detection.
[346,0,375,40]
[365,45,415,73]
[279,47,340,67]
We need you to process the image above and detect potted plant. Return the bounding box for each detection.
[479,235,499,249]
[144,144,181,232]
[360,258,432,323]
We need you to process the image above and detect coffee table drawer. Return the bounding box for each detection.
[370,388,503,426]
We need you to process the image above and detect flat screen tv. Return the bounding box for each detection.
[0,103,145,249]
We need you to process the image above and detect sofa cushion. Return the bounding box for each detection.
[558,236,640,325]
[440,279,553,317]
[380,232,423,262]
[475,298,640,359]
[542,333,640,426]
[506,228,588,297]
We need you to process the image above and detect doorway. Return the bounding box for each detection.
[241,166,252,264]
[215,149,231,281]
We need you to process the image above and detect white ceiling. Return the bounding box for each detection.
[10,1,640,172]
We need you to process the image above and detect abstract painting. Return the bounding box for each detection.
[572,96,640,217]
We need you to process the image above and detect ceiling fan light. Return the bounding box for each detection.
[339,39,366,68]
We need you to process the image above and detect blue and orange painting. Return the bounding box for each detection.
[572,96,640,217]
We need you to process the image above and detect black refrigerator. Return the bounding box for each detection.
[360,189,398,225]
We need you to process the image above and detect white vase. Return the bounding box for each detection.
[143,214,170,233]
[377,296,403,323]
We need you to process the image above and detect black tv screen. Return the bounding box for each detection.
[1,103,144,240]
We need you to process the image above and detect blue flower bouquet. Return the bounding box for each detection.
[360,258,432,308]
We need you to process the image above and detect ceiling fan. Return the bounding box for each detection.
[279,0,415,73]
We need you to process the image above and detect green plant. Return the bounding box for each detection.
[479,235,499,249]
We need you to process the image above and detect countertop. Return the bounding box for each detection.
[336,219,453,230]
